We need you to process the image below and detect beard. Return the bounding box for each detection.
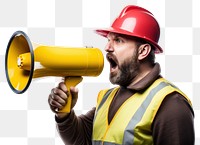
[109,51,139,87]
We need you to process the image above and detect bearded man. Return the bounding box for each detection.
[48,5,194,145]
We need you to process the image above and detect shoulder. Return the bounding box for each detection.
[154,92,194,123]
[152,92,195,144]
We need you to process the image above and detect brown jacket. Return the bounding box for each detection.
[56,63,195,145]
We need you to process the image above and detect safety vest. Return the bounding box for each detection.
[92,78,192,145]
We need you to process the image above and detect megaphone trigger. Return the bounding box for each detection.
[58,76,83,113]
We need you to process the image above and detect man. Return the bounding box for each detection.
[48,5,194,145]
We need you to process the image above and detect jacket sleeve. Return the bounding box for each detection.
[55,107,96,145]
[152,92,195,145]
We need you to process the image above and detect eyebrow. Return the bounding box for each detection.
[108,33,125,39]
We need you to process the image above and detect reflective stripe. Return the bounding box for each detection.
[97,88,114,112]
[93,140,120,145]
[123,82,168,144]
[93,78,192,144]
[93,88,115,129]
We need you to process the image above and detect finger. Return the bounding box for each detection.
[52,94,67,106]
[70,87,78,96]
[48,100,59,113]
[52,88,68,101]
[58,82,68,94]
[49,96,65,109]
[49,92,67,106]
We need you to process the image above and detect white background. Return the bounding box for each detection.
[0,0,199,144]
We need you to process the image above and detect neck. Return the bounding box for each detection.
[128,63,154,87]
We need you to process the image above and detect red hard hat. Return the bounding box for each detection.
[95,5,163,54]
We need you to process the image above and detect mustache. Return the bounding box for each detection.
[106,53,119,66]
[106,53,116,60]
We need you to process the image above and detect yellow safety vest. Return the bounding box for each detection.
[92,78,192,145]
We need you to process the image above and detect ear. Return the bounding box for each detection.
[138,44,151,60]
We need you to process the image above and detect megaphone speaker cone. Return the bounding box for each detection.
[5,31,34,94]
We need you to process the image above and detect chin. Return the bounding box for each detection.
[109,73,120,85]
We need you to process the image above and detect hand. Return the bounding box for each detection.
[48,82,78,119]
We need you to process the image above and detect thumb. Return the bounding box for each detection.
[70,87,79,108]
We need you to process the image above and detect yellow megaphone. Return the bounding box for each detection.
[5,31,104,113]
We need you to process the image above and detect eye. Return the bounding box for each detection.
[114,37,123,43]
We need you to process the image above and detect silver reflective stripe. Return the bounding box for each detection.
[93,140,120,145]
[97,88,114,112]
[92,140,101,145]
[93,88,114,122]
[123,82,169,145]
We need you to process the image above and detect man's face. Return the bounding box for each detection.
[105,33,140,87]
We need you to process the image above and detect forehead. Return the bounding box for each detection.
[107,32,136,40]
[107,32,147,45]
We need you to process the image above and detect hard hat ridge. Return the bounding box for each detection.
[119,5,153,18]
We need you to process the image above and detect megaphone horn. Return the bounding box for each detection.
[5,31,104,113]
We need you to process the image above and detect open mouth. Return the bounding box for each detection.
[106,54,118,70]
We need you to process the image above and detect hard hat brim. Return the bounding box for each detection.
[95,28,163,54]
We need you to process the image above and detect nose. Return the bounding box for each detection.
[104,41,114,52]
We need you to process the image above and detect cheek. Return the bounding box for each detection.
[116,49,137,64]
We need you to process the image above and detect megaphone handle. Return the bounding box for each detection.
[58,76,83,113]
